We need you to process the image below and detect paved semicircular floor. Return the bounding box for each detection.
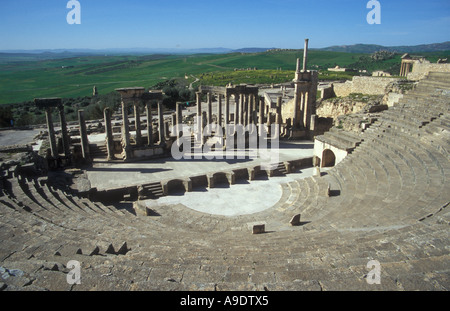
[145,167,316,216]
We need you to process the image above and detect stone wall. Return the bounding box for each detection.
[313,140,348,167]
[333,76,401,97]
[407,62,450,80]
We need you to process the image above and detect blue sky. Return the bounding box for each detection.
[0,0,449,50]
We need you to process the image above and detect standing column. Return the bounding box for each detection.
[146,102,153,146]
[207,92,213,125]
[196,92,203,142]
[171,113,177,136]
[239,94,245,125]
[134,101,142,146]
[217,94,223,127]
[300,92,304,128]
[45,107,58,158]
[293,86,300,129]
[266,104,272,136]
[121,100,131,159]
[225,94,230,125]
[243,95,249,127]
[202,111,207,144]
[234,94,240,126]
[303,91,311,130]
[245,95,250,126]
[248,94,254,126]
[300,91,307,129]
[302,38,309,72]
[293,58,301,129]
[78,110,90,161]
[275,96,282,139]
[258,96,265,135]
[58,104,70,157]
[157,101,165,145]
[104,107,115,161]
[276,96,282,125]
[176,102,183,139]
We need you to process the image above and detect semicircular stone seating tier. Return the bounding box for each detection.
[0,72,449,291]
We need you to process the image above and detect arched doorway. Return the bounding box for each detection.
[322,149,336,167]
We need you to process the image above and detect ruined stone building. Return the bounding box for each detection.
[0,41,449,291]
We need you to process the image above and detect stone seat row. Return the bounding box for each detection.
[0,192,129,265]
[303,130,448,230]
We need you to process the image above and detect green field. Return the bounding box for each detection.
[1,49,449,106]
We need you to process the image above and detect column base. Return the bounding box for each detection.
[289,129,306,139]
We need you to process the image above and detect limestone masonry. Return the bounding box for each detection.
[0,45,449,291]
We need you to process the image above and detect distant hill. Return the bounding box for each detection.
[232,48,275,53]
[1,42,448,61]
[318,42,450,53]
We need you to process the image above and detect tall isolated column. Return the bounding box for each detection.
[302,38,309,72]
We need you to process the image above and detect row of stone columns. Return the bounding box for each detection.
[104,100,165,161]
[113,88,166,161]
[195,91,266,131]
[35,98,71,159]
[399,60,412,77]
[201,92,263,126]
[193,91,284,144]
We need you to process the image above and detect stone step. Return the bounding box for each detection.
[8,177,62,219]
[415,78,450,90]
[138,182,164,199]
[426,71,450,82]
[45,184,89,215]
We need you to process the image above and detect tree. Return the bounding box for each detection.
[0,106,13,127]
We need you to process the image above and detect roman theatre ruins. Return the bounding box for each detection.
[0,41,449,291]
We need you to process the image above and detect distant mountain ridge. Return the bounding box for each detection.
[318,41,450,53]
[0,42,448,60]
[0,47,275,56]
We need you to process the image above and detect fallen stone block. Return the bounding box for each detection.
[252,224,265,234]
[290,214,301,226]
